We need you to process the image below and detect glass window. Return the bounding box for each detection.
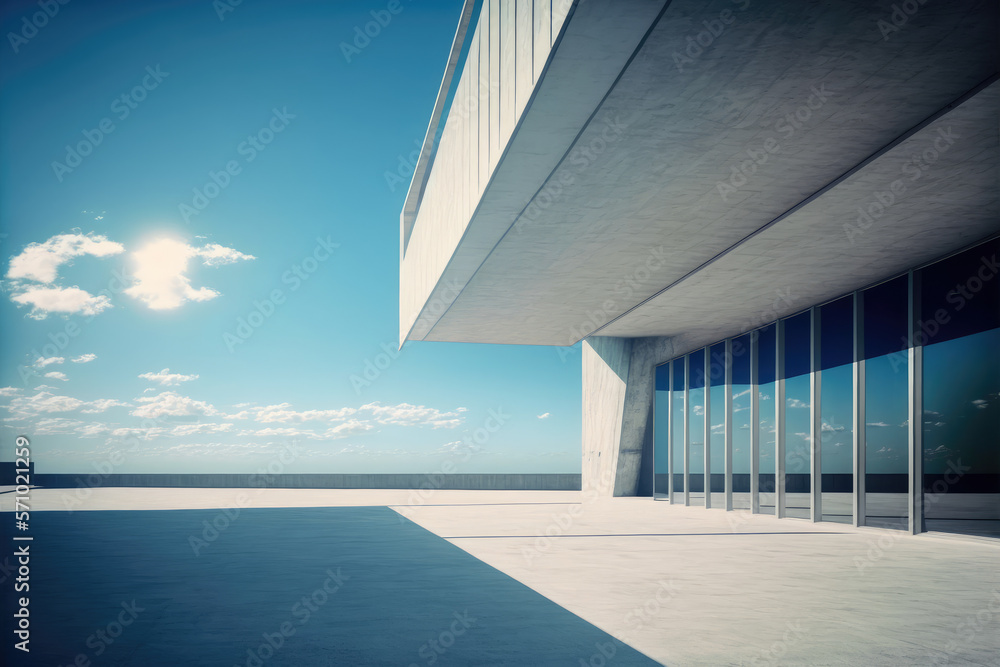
[732,333,752,509]
[920,239,1000,537]
[783,312,812,519]
[709,342,727,506]
[671,359,685,502]
[654,364,670,499]
[820,295,854,523]
[863,275,909,530]
[688,348,706,505]
[757,324,777,514]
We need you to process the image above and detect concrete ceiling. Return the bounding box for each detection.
[413,0,999,348]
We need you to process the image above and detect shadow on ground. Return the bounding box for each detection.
[1,506,661,666]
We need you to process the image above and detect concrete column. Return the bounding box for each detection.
[582,336,673,497]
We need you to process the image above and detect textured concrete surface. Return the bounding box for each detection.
[400,0,667,345]
[582,336,675,497]
[7,490,997,665]
[402,0,998,346]
[582,337,631,496]
[402,496,1000,667]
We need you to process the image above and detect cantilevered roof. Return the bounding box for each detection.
[401,0,999,349]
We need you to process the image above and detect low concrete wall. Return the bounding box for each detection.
[32,473,581,491]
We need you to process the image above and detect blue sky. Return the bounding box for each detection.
[0,0,581,474]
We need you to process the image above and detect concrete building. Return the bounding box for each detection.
[399,0,999,537]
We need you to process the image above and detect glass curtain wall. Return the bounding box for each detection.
[783,312,812,519]
[919,238,1000,537]
[709,341,727,508]
[647,235,997,536]
[863,276,910,530]
[671,358,685,503]
[732,334,753,509]
[819,295,854,523]
[654,364,670,499]
[757,325,777,514]
[688,349,706,506]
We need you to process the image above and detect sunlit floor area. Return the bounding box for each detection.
[3,488,998,666]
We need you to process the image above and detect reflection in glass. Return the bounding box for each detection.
[688,349,706,506]
[671,359,685,502]
[758,325,776,514]
[732,334,752,509]
[864,276,909,529]
[783,313,812,519]
[709,342,727,507]
[820,295,854,523]
[654,364,670,499]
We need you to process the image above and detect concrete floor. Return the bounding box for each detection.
[3,488,998,665]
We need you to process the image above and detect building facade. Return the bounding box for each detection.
[399,0,999,536]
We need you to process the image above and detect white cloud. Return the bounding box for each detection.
[80,398,131,414]
[72,353,97,364]
[139,368,199,387]
[972,399,988,409]
[131,391,219,420]
[124,238,254,310]
[35,356,64,367]
[537,412,550,420]
[360,402,465,428]
[0,387,20,397]
[11,285,113,319]
[7,390,83,416]
[866,422,890,428]
[6,233,124,284]
[238,403,357,424]
[33,417,84,434]
[322,420,374,439]
[44,371,68,381]
[171,423,235,437]
[787,398,810,409]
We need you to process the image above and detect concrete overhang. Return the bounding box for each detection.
[401,0,1000,349]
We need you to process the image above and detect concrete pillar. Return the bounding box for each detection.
[582,335,673,497]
